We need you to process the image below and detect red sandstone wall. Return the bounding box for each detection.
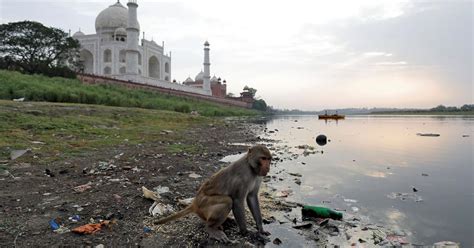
[77,74,252,109]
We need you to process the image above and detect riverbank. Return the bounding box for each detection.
[0,101,264,247]
[0,102,463,247]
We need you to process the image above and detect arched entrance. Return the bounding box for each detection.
[79,49,94,74]
[148,56,160,78]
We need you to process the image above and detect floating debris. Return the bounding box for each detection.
[387,192,423,202]
[416,133,440,137]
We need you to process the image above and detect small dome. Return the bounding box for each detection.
[73,30,85,37]
[95,2,139,33]
[204,41,210,46]
[184,77,194,83]
[195,70,204,81]
[114,27,127,36]
[211,75,218,82]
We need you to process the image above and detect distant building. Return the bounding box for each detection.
[183,73,227,98]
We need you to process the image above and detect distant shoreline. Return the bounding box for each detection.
[368,111,474,116]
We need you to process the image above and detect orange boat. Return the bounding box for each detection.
[318,114,345,120]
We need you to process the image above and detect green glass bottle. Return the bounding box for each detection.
[301,205,343,220]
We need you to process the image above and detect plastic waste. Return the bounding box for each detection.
[301,205,343,220]
[49,219,60,230]
[72,220,113,234]
[69,215,80,222]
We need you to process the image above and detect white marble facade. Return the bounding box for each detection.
[73,1,210,95]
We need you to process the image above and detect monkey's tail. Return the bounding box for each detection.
[154,205,193,224]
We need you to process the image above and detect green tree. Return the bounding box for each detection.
[252,99,267,111]
[460,104,473,111]
[243,85,257,98]
[431,105,447,112]
[0,21,80,75]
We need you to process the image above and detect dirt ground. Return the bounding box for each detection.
[0,120,272,247]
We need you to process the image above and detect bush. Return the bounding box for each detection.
[174,104,191,113]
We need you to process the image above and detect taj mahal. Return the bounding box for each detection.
[72,0,225,96]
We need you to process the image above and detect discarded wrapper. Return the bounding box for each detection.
[72,220,113,235]
[74,182,92,193]
[142,186,160,202]
[149,201,174,217]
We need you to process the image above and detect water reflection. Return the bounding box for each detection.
[253,115,473,246]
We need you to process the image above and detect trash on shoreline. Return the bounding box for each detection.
[72,220,114,235]
[416,133,440,137]
[178,197,194,206]
[343,198,357,203]
[13,97,25,102]
[302,205,343,220]
[142,186,160,201]
[292,223,313,229]
[189,172,201,178]
[149,201,174,217]
[73,182,93,193]
[49,219,60,230]
[69,215,80,222]
[433,241,460,247]
[273,238,282,245]
[10,149,29,160]
[154,185,170,194]
[275,189,292,198]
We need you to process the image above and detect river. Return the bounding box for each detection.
[233,115,473,247]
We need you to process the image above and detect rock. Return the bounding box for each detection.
[189,173,201,178]
[10,149,29,160]
[44,169,55,177]
[422,173,429,176]
[288,172,302,177]
[273,238,282,245]
[292,223,313,229]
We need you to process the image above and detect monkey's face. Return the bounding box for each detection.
[258,156,271,176]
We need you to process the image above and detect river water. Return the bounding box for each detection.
[239,115,472,247]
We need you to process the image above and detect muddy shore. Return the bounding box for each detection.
[1,114,452,248]
[0,118,274,247]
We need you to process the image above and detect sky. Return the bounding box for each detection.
[0,0,472,110]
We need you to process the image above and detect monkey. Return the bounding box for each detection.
[155,145,272,243]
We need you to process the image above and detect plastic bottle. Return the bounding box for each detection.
[301,205,343,220]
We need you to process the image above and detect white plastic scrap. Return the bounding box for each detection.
[149,202,174,217]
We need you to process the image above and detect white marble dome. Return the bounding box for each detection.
[195,70,204,81]
[95,2,139,33]
[73,30,85,37]
[184,77,194,83]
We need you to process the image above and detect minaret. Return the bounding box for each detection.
[126,0,139,75]
[203,41,211,95]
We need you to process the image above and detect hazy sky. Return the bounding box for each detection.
[1,0,472,110]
